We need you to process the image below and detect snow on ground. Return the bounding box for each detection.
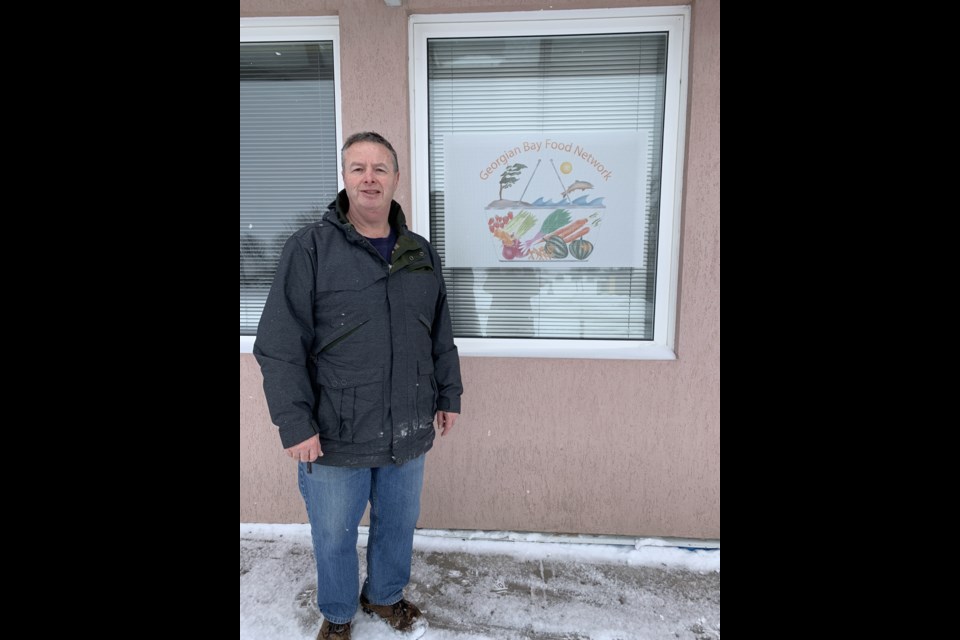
[241,524,719,640]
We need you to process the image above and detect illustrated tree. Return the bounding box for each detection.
[498,163,527,200]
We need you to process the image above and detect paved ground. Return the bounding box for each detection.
[241,526,720,640]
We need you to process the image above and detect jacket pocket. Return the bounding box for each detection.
[316,265,386,318]
[418,313,432,333]
[319,319,368,354]
[316,365,384,444]
[415,359,438,427]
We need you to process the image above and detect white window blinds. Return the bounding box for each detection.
[240,41,338,335]
[427,33,667,340]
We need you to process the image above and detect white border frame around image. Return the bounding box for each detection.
[410,7,690,360]
[240,17,343,354]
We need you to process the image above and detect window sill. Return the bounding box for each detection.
[241,335,674,360]
[454,338,675,360]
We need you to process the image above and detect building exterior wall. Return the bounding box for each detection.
[239,0,720,538]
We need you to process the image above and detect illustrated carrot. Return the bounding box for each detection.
[492,228,513,246]
[562,227,590,243]
[538,218,588,244]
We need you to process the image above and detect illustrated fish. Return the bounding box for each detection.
[561,180,594,199]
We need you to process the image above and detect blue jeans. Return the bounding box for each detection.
[298,455,425,625]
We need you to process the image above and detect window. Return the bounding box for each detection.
[411,8,688,359]
[240,18,341,344]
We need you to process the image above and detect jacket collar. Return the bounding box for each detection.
[329,189,408,235]
[325,190,425,272]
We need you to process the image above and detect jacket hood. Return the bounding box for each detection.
[329,189,408,233]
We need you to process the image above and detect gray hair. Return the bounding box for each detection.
[341,131,399,173]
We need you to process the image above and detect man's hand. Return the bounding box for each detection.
[286,434,322,462]
[436,411,459,437]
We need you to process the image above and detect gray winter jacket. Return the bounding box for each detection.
[253,190,462,467]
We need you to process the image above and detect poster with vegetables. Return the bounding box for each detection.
[442,131,648,269]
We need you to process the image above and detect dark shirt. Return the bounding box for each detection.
[365,229,397,264]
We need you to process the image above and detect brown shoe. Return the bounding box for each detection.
[360,594,423,631]
[317,619,351,640]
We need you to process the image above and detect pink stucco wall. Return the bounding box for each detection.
[239,0,720,538]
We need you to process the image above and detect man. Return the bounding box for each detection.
[254,132,462,640]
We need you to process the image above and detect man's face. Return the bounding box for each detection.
[342,141,400,216]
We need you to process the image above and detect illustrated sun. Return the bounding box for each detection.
[560,161,573,174]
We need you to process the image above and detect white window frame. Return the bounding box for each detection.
[240,17,343,354]
[410,7,689,360]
